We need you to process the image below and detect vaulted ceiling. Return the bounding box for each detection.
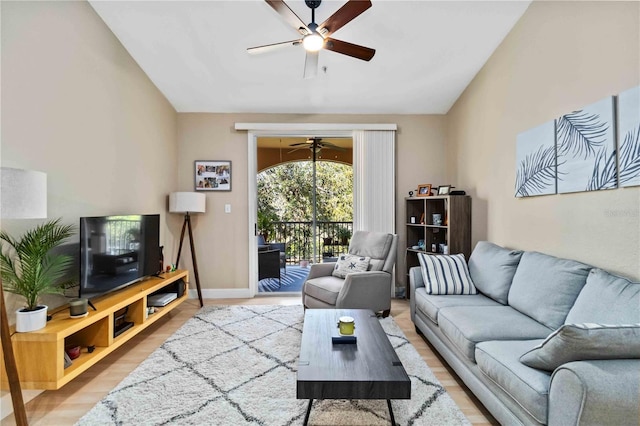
[89,0,530,114]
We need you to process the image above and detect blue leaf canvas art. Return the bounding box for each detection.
[556,96,616,193]
[515,120,557,198]
[617,86,640,188]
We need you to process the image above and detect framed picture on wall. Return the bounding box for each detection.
[195,160,231,191]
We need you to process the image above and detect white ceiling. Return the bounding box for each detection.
[89,0,530,115]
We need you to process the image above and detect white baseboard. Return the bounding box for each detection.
[188,288,252,299]
[1,389,42,420]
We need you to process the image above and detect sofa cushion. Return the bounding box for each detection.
[438,306,552,362]
[565,268,640,324]
[332,254,371,279]
[520,323,640,372]
[468,241,523,304]
[303,276,345,305]
[508,251,591,329]
[414,289,501,324]
[476,340,551,424]
[417,253,477,295]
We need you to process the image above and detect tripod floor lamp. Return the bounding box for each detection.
[169,192,205,307]
[0,167,46,426]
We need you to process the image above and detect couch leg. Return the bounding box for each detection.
[381,309,390,318]
[414,325,423,336]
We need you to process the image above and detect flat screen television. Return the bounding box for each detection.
[79,214,160,300]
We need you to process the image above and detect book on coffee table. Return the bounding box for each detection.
[331,334,357,344]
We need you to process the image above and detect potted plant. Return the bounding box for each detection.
[257,210,278,242]
[1,219,75,332]
[336,226,352,245]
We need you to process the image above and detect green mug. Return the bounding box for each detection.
[338,316,355,335]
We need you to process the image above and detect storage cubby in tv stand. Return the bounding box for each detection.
[0,270,189,390]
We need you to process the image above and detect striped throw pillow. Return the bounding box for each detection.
[417,253,477,295]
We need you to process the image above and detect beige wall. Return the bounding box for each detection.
[1,1,179,314]
[176,114,448,290]
[448,1,640,280]
[6,0,636,306]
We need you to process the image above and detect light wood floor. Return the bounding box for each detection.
[2,297,497,425]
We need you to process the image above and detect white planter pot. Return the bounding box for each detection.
[15,305,48,332]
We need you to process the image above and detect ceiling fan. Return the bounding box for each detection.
[247,0,375,79]
[288,137,347,154]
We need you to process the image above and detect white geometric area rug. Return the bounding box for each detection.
[76,305,470,426]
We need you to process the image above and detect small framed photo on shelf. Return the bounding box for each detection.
[417,184,432,197]
[195,160,231,191]
[437,185,451,195]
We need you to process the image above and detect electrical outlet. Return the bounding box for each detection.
[224,204,231,213]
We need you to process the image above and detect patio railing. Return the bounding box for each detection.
[269,221,353,264]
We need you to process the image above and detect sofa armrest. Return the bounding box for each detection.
[336,271,392,312]
[548,359,640,426]
[409,266,424,322]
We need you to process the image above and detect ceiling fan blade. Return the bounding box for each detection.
[303,51,319,79]
[265,0,310,35]
[287,147,308,154]
[247,39,301,55]
[319,142,347,151]
[318,0,372,38]
[324,38,375,61]
[289,141,312,147]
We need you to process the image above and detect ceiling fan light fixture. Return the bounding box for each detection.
[303,32,324,52]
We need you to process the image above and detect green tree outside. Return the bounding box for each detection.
[258,161,353,261]
[258,161,353,222]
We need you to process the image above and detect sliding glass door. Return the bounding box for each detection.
[256,137,353,292]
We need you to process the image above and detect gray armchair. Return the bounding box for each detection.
[301,230,398,317]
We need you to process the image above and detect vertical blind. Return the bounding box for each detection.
[353,130,396,234]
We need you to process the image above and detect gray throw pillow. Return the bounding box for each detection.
[519,323,640,371]
[468,241,523,304]
[332,254,370,279]
[565,268,640,324]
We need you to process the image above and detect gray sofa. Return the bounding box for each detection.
[410,241,640,426]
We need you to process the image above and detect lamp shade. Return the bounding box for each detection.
[169,192,206,214]
[1,167,47,219]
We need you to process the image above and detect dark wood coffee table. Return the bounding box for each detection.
[297,309,411,425]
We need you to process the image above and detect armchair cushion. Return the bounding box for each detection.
[332,254,371,278]
[348,231,395,272]
[304,276,346,305]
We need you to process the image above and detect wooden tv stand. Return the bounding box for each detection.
[0,270,189,390]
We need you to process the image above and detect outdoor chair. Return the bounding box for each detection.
[258,249,281,288]
[258,236,286,275]
[301,230,398,317]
